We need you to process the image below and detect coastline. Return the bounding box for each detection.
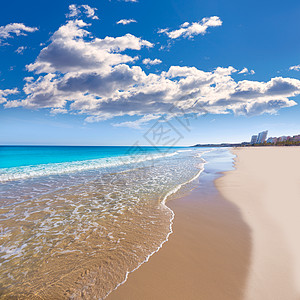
[107,146,300,300]
[107,149,251,300]
[4,147,299,298]
[105,156,207,298]
[0,147,207,298]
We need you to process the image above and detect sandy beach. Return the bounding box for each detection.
[217,147,300,300]
[108,150,251,300]
[108,147,300,300]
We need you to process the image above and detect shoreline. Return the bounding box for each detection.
[107,146,300,300]
[0,147,209,299]
[105,157,207,298]
[107,149,251,299]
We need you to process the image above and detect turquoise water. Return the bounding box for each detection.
[0,145,230,298]
[0,146,180,168]
[0,146,182,182]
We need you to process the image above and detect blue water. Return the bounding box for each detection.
[0,146,182,168]
[0,145,233,298]
[0,146,185,182]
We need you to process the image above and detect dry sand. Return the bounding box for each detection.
[217,147,300,300]
[108,147,300,300]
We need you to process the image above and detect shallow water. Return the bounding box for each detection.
[0,146,213,299]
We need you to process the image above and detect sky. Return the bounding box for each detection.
[1,0,300,146]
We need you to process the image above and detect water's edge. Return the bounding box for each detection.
[103,155,210,299]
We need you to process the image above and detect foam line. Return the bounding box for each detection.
[102,149,212,300]
[0,152,178,182]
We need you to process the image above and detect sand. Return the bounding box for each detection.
[107,147,300,300]
[217,147,300,300]
[107,156,251,300]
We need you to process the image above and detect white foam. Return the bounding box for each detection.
[102,149,212,300]
[0,152,178,183]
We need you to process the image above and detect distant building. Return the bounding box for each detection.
[278,136,288,142]
[249,132,299,145]
[257,130,268,144]
[267,137,277,144]
[250,135,258,144]
[293,135,300,142]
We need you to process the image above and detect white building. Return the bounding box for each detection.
[278,136,288,142]
[257,130,268,144]
[250,135,258,144]
[267,137,277,144]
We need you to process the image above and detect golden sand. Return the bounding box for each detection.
[108,165,251,300]
[108,147,300,300]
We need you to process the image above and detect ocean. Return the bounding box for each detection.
[0,145,231,298]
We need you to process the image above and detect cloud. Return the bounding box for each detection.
[0,88,18,104]
[24,76,34,82]
[15,46,27,54]
[26,20,153,74]
[142,58,162,65]
[112,114,160,129]
[3,18,298,125]
[66,4,99,20]
[0,23,38,45]
[238,67,255,75]
[159,16,222,39]
[289,65,300,71]
[50,108,68,115]
[116,19,137,25]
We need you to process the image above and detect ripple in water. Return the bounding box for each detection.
[0,149,206,299]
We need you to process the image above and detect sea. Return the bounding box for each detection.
[0,145,232,299]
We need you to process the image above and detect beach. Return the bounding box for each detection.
[108,148,251,300]
[217,147,300,300]
[108,147,300,300]
[1,146,300,299]
[0,146,211,298]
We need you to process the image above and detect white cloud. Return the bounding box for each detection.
[24,76,34,82]
[67,4,99,20]
[0,88,18,104]
[50,108,68,115]
[289,65,300,71]
[239,67,248,74]
[181,22,190,28]
[239,67,255,75]
[142,58,162,65]
[67,4,80,18]
[159,16,222,39]
[112,114,160,129]
[116,19,137,25]
[15,46,27,54]
[0,23,38,45]
[3,18,299,124]
[82,5,99,20]
[26,20,153,74]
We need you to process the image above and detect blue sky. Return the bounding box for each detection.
[1,0,300,145]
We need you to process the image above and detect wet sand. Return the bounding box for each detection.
[108,146,300,300]
[107,156,251,300]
